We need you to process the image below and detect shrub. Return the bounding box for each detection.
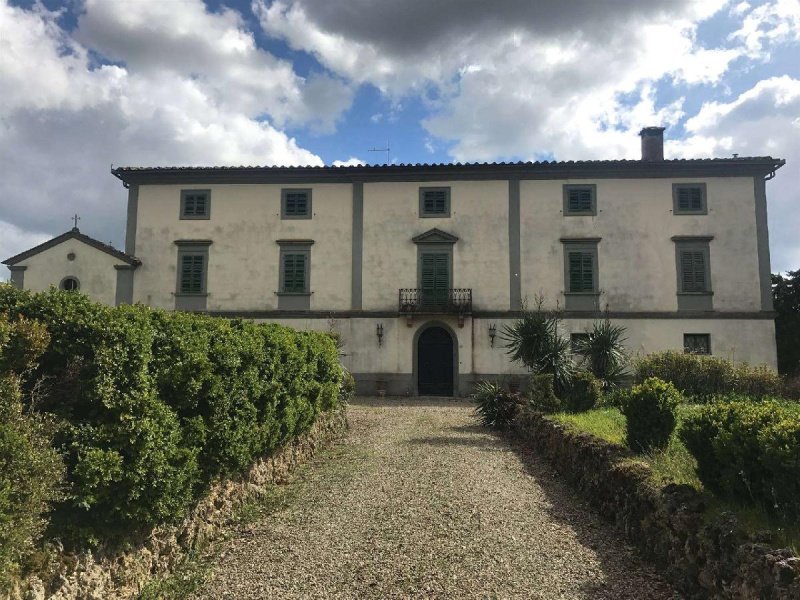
[598,386,631,409]
[528,373,561,414]
[621,377,682,453]
[680,400,800,520]
[564,371,602,413]
[0,285,342,545]
[634,351,783,402]
[502,299,574,396]
[472,380,525,428]
[573,318,628,388]
[784,375,800,400]
[339,370,356,404]
[0,317,63,589]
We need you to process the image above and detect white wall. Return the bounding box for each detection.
[133,183,352,310]
[361,180,510,311]
[15,239,124,306]
[520,177,761,311]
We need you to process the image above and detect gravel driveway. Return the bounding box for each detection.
[195,398,679,599]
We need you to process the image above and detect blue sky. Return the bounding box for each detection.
[1,0,799,274]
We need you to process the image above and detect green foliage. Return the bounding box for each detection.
[339,370,356,404]
[564,371,602,413]
[0,317,63,589]
[634,351,783,402]
[680,400,800,521]
[0,284,342,546]
[773,269,800,375]
[621,377,682,453]
[502,299,574,396]
[573,318,628,388]
[528,373,561,414]
[598,386,631,409]
[472,380,524,428]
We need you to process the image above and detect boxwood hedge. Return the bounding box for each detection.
[0,285,341,544]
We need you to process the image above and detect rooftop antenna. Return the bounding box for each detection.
[72,214,81,230]
[369,139,390,164]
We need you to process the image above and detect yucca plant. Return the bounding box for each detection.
[502,299,574,396]
[472,380,524,428]
[574,317,628,389]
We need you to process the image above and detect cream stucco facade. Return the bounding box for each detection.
[5,130,783,396]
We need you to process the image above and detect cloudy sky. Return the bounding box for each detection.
[1,0,799,278]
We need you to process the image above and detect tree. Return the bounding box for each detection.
[772,269,800,375]
[573,317,629,388]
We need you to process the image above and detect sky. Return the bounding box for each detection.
[1,0,799,279]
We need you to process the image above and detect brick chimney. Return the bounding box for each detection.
[639,126,666,161]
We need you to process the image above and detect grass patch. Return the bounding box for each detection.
[550,406,799,553]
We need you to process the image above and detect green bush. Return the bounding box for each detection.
[621,377,682,452]
[0,285,342,545]
[472,380,524,428]
[634,351,783,402]
[339,370,356,404]
[598,386,631,409]
[680,400,800,520]
[0,317,63,589]
[564,371,602,413]
[528,373,561,414]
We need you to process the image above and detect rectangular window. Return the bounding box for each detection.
[180,190,211,219]
[420,251,450,304]
[281,189,312,219]
[673,236,713,311]
[568,251,595,292]
[419,187,451,217]
[281,252,308,293]
[673,183,707,215]
[679,249,708,292]
[179,254,205,294]
[563,184,597,216]
[570,333,590,354]
[684,333,711,355]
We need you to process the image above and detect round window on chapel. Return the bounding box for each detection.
[60,277,80,291]
[67,252,76,261]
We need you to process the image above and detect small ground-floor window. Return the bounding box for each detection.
[684,333,711,355]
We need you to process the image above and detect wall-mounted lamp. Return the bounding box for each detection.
[376,323,384,347]
[488,323,497,348]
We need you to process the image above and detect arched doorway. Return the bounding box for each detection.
[417,326,455,396]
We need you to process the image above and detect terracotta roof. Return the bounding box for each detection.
[2,228,141,267]
[111,157,785,185]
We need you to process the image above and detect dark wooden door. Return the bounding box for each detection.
[417,326,454,396]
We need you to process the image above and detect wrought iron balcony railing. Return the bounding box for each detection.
[398,288,472,315]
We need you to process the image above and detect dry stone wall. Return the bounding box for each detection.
[510,406,800,599]
[14,407,348,600]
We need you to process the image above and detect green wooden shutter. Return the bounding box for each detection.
[183,193,208,217]
[678,187,703,212]
[284,192,308,217]
[423,190,448,215]
[421,252,449,304]
[568,189,593,212]
[283,253,307,292]
[568,251,594,292]
[180,254,204,293]
[680,250,706,292]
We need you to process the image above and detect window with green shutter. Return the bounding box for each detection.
[180,190,211,219]
[673,184,707,215]
[179,253,205,294]
[419,187,451,217]
[281,189,312,219]
[679,249,708,292]
[563,185,597,215]
[282,252,308,293]
[420,252,450,304]
[568,251,595,292]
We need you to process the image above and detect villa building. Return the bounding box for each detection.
[4,128,785,395]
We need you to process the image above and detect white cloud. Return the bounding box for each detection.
[0,220,51,279]
[0,0,330,267]
[331,157,365,167]
[730,0,800,57]
[677,77,800,271]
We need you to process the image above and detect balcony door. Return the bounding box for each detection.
[420,252,450,307]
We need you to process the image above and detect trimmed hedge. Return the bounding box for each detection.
[0,285,341,544]
[680,399,800,521]
[633,351,783,402]
[0,317,64,588]
[564,371,602,413]
[621,377,682,452]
